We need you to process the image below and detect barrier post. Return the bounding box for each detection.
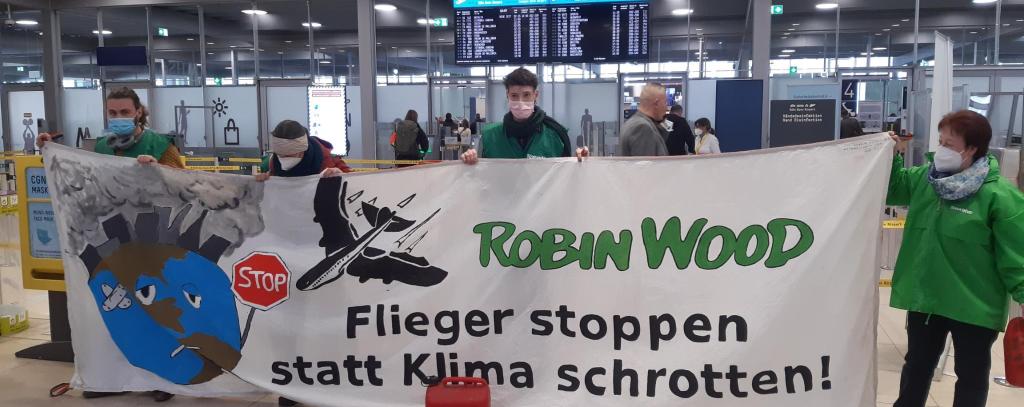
[11,155,73,362]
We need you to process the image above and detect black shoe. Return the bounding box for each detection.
[82,391,127,399]
[151,391,175,402]
[279,396,299,406]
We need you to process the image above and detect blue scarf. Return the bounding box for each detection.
[927,157,989,201]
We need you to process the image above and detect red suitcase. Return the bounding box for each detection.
[425,377,490,407]
[1006,317,1024,387]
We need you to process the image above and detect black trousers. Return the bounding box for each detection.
[894,312,999,407]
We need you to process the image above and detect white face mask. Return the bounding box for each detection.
[509,100,535,120]
[933,145,966,173]
[278,156,303,171]
[694,128,704,137]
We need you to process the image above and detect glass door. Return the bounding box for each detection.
[2,84,45,153]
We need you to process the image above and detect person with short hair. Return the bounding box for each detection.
[619,82,669,157]
[841,108,865,139]
[888,110,1024,407]
[665,105,695,156]
[461,68,587,163]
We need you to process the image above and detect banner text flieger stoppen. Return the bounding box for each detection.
[270,217,829,400]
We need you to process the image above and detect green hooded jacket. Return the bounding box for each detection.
[887,153,1024,331]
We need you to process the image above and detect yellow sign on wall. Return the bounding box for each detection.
[14,155,65,292]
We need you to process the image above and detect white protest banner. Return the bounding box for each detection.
[45,134,893,406]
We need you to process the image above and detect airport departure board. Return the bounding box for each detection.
[454,0,649,65]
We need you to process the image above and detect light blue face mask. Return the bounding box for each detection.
[108,117,137,136]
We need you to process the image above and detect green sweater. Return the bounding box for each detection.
[887,153,1024,331]
[95,129,171,159]
[478,120,570,159]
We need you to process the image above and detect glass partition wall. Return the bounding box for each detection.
[7,0,1024,156]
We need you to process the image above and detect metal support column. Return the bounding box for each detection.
[913,0,920,65]
[995,0,1002,65]
[251,0,260,79]
[357,0,378,159]
[41,8,64,141]
[835,3,840,73]
[230,50,239,84]
[752,0,770,148]
[307,0,315,75]
[146,7,154,85]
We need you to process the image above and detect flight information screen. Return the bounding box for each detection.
[454,0,648,65]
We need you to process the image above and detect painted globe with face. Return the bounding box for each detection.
[88,242,241,385]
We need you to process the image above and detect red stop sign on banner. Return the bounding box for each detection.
[232,252,290,310]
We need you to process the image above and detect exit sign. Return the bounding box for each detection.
[157,27,169,37]
[771,5,784,15]
[789,66,798,74]
[432,18,448,27]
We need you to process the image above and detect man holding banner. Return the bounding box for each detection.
[887,111,1024,407]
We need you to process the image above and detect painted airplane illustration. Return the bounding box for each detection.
[296,177,448,291]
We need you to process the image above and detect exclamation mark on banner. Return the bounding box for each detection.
[821,356,832,390]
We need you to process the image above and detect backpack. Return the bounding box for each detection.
[395,120,421,156]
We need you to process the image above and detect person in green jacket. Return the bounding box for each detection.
[888,110,1024,407]
[38,87,184,170]
[461,67,587,164]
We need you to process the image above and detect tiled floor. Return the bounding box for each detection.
[1,289,1021,406]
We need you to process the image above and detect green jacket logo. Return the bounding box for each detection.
[949,206,974,215]
[473,218,814,271]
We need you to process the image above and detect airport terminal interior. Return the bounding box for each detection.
[0,0,1024,406]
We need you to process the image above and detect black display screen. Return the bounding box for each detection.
[455,7,549,64]
[454,0,648,65]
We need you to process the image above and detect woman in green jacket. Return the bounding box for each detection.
[888,110,1024,407]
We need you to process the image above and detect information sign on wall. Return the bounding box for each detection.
[27,202,61,259]
[769,99,837,147]
[841,79,858,114]
[308,86,348,156]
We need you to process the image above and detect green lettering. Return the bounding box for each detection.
[579,232,595,270]
[734,225,770,266]
[694,226,737,270]
[642,217,708,270]
[473,222,517,267]
[595,230,632,271]
[540,229,580,270]
[510,230,542,268]
[765,219,814,268]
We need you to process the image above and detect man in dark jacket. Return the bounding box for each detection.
[665,105,695,155]
[257,120,351,180]
[840,108,865,139]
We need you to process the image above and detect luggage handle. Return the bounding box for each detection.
[440,377,487,387]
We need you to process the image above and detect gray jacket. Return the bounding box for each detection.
[619,111,668,157]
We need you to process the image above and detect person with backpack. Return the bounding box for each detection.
[394,110,430,166]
